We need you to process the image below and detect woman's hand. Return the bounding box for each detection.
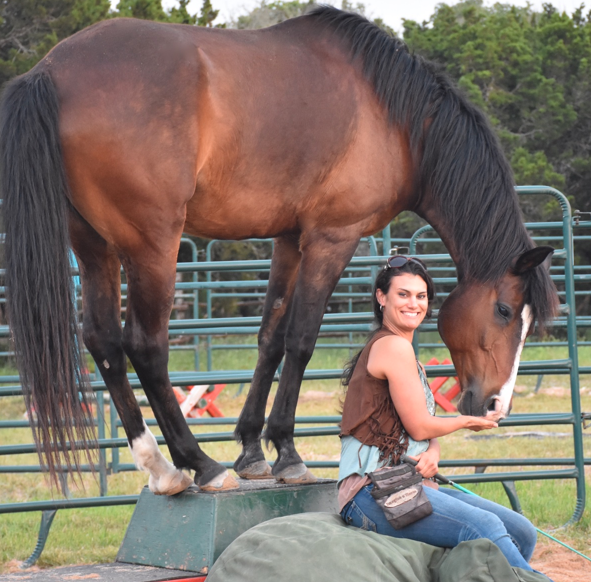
[462,412,499,432]
[408,440,440,479]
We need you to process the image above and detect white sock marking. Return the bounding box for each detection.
[129,422,192,495]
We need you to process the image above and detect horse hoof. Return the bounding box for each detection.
[274,463,317,484]
[199,469,240,491]
[236,460,273,480]
[149,469,193,496]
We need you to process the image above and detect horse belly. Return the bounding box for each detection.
[183,187,298,240]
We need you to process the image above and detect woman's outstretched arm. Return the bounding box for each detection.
[367,335,498,442]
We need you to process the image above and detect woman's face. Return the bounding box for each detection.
[376,273,429,333]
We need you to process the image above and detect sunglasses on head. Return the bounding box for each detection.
[385,255,428,271]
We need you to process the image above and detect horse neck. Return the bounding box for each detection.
[417,189,530,284]
[418,204,466,281]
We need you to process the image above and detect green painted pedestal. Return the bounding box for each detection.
[117,478,338,574]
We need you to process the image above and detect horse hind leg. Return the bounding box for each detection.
[234,235,301,479]
[69,210,192,495]
[265,232,360,483]
[120,235,237,491]
[128,421,193,494]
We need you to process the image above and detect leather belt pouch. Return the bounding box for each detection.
[368,462,433,530]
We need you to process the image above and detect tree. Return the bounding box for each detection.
[116,0,168,21]
[232,0,393,33]
[0,0,110,86]
[0,1,226,87]
[403,1,591,227]
[196,0,223,27]
[116,0,222,26]
[168,0,197,24]
[233,1,315,29]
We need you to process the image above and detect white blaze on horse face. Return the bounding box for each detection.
[495,305,533,417]
[129,422,192,495]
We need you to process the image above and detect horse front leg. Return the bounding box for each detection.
[121,242,237,491]
[265,232,360,483]
[234,235,302,478]
[70,212,192,495]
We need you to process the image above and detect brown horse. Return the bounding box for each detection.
[0,7,556,493]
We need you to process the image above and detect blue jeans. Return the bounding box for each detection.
[341,484,537,571]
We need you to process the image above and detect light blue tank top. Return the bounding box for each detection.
[338,362,435,483]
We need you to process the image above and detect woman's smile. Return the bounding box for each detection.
[376,273,429,338]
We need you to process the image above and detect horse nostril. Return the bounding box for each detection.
[484,396,503,417]
[458,390,472,416]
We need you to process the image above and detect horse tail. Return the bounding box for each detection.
[0,69,95,485]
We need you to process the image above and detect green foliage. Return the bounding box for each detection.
[0,0,224,87]
[196,0,223,27]
[511,148,565,190]
[167,0,197,24]
[115,0,168,21]
[0,0,110,85]
[233,1,315,29]
[371,17,396,37]
[403,0,591,234]
[207,240,273,318]
[233,0,393,33]
[115,0,223,25]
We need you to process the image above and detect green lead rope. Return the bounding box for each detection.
[400,455,591,563]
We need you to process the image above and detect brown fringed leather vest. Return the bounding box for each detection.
[340,328,408,463]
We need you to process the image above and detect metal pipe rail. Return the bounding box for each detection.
[0,496,140,514]
[5,307,591,339]
[1,359,587,398]
[0,467,582,516]
[0,426,343,457]
[2,411,587,459]
[106,457,591,474]
[0,466,583,518]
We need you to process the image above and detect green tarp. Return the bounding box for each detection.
[208,512,549,582]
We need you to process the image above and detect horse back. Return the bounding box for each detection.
[41,17,414,245]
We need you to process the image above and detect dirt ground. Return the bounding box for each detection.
[4,545,590,580]
[530,542,591,581]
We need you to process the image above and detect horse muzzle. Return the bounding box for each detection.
[457,388,509,419]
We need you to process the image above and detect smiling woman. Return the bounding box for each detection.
[337,257,552,579]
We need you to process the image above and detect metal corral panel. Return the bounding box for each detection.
[117,479,338,573]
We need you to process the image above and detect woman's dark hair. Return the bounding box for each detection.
[342,259,435,387]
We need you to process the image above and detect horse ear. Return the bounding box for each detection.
[512,246,554,275]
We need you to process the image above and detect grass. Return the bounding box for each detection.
[0,338,590,572]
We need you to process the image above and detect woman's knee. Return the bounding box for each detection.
[510,517,537,561]
[439,488,537,558]
[460,510,509,543]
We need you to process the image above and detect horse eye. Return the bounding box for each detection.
[497,304,511,318]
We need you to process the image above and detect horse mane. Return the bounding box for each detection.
[306,6,557,331]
